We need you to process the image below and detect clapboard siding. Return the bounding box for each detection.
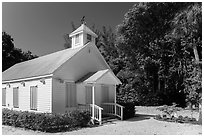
[2,78,52,113]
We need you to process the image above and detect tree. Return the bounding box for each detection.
[64,22,77,49]
[116,2,201,106]
[169,2,202,124]
[2,31,38,71]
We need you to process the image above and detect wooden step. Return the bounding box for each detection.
[102,116,119,124]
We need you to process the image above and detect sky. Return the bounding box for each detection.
[2,2,135,56]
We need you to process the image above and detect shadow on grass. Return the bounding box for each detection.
[125,114,156,122]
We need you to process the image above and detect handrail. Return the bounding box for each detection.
[91,104,103,125]
[102,103,124,120]
[78,103,103,125]
[92,104,103,110]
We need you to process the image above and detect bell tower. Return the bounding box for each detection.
[69,20,98,49]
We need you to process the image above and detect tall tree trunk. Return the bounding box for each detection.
[193,45,202,124]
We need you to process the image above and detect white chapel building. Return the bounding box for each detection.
[2,23,123,124]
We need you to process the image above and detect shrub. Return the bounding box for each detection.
[154,114,198,124]
[156,103,182,118]
[69,110,91,127]
[2,108,91,132]
[118,102,135,120]
[155,114,162,120]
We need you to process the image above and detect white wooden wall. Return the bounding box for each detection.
[2,78,52,113]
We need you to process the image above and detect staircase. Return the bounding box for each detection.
[102,115,119,124]
[94,114,119,125]
[78,103,124,125]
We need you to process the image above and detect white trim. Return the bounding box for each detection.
[109,70,122,84]
[2,74,53,84]
[69,30,83,37]
[70,31,98,38]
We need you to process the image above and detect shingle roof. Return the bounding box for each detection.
[2,44,86,82]
[69,24,98,38]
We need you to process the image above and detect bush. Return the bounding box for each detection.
[118,102,135,120]
[69,110,91,127]
[154,114,198,124]
[2,108,91,132]
[156,103,182,118]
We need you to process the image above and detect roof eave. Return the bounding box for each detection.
[2,74,53,84]
[69,30,98,38]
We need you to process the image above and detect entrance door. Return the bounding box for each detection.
[101,85,109,103]
[85,86,92,104]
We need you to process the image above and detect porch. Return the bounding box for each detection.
[78,103,124,125]
[76,69,123,125]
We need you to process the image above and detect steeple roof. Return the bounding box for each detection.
[69,24,98,38]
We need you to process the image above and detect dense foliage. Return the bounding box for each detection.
[2,108,91,132]
[115,2,202,107]
[2,31,38,72]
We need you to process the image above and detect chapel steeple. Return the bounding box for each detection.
[69,17,98,49]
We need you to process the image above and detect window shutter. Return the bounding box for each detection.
[2,88,6,106]
[72,84,77,107]
[13,87,19,108]
[66,83,76,107]
[85,86,92,104]
[30,86,37,110]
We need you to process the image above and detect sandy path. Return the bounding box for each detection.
[57,118,201,135]
[2,106,202,135]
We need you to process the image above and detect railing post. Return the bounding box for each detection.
[99,108,102,125]
[114,85,117,115]
[121,107,123,120]
[92,85,95,120]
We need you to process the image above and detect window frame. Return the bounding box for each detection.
[87,34,92,42]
